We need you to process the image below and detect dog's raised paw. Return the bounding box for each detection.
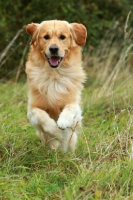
[57,116,73,130]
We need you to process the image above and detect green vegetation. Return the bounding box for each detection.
[0,0,133,79]
[1,2,133,199]
[1,70,133,199]
[1,24,133,198]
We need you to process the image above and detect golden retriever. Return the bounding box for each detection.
[25,20,87,152]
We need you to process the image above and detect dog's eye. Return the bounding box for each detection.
[59,35,66,40]
[44,35,50,40]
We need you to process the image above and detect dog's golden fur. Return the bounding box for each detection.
[25,20,87,152]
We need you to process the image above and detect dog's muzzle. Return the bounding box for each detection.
[44,45,63,68]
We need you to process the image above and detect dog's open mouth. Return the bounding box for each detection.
[45,54,63,68]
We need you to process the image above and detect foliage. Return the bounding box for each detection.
[0,0,133,79]
[1,24,133,198]
[1,2,133,199]
[1,69,133,199]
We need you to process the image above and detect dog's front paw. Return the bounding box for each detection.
[57,115,74,130]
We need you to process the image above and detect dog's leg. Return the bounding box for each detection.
[68,131,77,152]
[57,103,82,130]
[57,103,82,152]
[48,138,61,150]
[36,128,47,145]
[62,128,77,152]
[36,127,61,149]
[28,108,62,141]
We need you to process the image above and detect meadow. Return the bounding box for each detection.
[1,22,133,199]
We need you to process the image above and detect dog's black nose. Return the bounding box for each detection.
[49,45,59,55]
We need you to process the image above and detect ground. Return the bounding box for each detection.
[0,69,133,200]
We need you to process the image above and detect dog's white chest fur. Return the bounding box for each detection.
[29,65,79,107]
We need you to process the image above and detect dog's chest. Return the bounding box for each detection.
[38,71,72,105]
[29,66,80,108]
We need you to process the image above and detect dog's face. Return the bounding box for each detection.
[26,20,87,68]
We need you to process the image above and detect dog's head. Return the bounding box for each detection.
[26,20,87,68]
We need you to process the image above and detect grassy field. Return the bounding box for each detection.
[1,25,133,199]
[1,69,133,199]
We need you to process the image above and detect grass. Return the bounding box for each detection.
[1,21,133,199]
[1,72,133,199]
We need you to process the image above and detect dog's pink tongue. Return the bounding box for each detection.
[49,56,61,66]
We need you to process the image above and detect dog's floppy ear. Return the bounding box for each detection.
[70,23,87,46]
[26,23,39,45]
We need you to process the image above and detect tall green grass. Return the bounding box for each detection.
[1,19,133,199]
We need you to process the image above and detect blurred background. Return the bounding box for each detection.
[0,0,133,82]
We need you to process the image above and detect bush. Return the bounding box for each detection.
[0,0,133,80]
